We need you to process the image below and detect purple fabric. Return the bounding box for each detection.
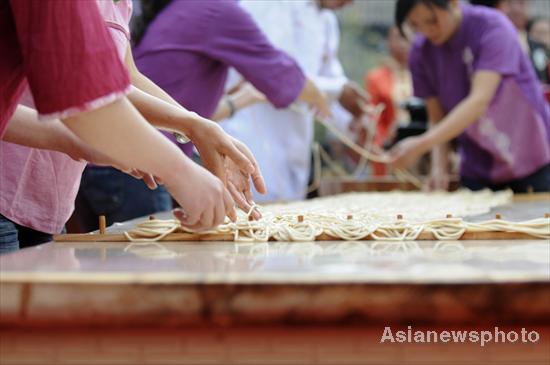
[133,0,305,156]
[409,3,550,182]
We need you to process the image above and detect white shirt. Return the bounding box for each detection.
[221,0,349,202]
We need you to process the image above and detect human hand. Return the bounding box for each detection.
[388,135,428,169]
[338,82,370,119]
[168,161,236,231]
[189,120,266,214]
[424,169,450,191]
[225,158,262,220]
[230,81,266,109]
[298,78,331,118]
[72,142,161,190]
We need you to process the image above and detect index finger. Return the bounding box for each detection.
[223,140,255,175]
[223,188,237,222]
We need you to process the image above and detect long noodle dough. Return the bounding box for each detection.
[123,190,549,242]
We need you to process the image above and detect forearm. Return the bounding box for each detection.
[131,71,181,108]
[211,92,259,121]
[423,96,487,147]
[430,138,450,173]
[126,45,201,136]
[211,98,232,121]
[425,98,450,173]
[4,105,83,156]
[127,86,207,137]
[62,98,192,181]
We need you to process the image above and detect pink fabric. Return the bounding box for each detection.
[0,0,131,136]
[0,0,133,234]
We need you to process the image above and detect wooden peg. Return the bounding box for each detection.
[149,215,156,220]
[297,215,304,223]
[347,214,353,220]
[544,213,550,218]
[397,214,403,220]
[248,215,254,222]
[527,186,534,194]
[99,215,106,234]
[446,214,453,218]
[495,214,502,220]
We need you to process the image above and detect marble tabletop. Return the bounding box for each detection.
[1,238,549,327]
[1,198,548,326]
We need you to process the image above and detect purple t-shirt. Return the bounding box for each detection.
[133,0,305,155]
[410,4,550,183]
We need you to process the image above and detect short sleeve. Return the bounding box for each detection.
[409,39,436,99]
[473,14,521,75]
[203,1,305,108]
[10,0,130,119]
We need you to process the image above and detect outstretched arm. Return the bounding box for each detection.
[389,70,501,169]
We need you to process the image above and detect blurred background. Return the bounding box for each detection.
[337,0,550,83]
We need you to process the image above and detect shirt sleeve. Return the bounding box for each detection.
[314,11,348,101]
[473,13,521,75]
[10,0,130,119]
[203,1,305,108]
[408,39,436,99]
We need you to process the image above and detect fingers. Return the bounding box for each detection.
[234,141,266,194]
[223,188,237,222]
[228,182,252,213]
[209,154,227,185]
[126,169,158,190]
[316,101,332,119]
[243,189,261,220]
[175,206,201,228]
[243,187,254,206]
[141,173,158,190]
[224,140,255,175]
[353,84,370,103]
[250,166,267,195]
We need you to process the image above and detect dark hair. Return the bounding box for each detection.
[131,0,172,46]
[469,0,504,8]
[395,0,451,37]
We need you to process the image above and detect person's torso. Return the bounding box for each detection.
[0,0,133,234]
[413,4,550,182]
[133,0,234,118]
[221,1,334,201]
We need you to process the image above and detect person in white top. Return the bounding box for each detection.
[221,0,367,203]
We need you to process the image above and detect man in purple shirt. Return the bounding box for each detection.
[390,0,550,192]
[132,0,327,155]
[76,0,328,226]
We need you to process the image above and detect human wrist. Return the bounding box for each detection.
[161,152,195,188]
[172,111,203,142]
[225,96,236,118]
[419,131,438,154]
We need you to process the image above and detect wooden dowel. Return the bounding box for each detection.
[397,214,403,220]
[495,214,502,220]
[446,214,453,218]
[347,215,353,220]
[99,215,106,234]
[297,215,304,223]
